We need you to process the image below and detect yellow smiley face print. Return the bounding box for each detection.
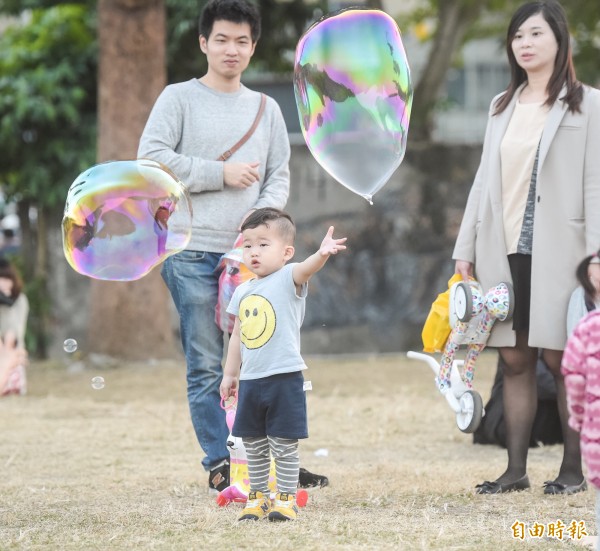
[239,294,276,349]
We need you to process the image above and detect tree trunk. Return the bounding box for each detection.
[89,0,174,360]
[410,0,483,141]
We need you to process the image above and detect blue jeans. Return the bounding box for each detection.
[161,251,229,471]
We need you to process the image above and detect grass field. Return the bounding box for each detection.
[0,351,596,550]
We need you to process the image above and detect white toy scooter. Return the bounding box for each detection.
[408,279,514,433]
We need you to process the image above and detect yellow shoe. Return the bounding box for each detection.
[268,492,298,521]
[238,491,271,521]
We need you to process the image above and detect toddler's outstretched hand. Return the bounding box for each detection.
[319,226,347,257]
[293,225,348,286]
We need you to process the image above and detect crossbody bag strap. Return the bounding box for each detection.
[217,93,266,161]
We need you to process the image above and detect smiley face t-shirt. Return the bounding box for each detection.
[227,263,308,380]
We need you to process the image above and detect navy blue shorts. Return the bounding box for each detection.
[233,371,308,439]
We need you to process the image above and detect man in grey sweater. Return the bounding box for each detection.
[138,0,290,493]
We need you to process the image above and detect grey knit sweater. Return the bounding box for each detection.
[138,79,290,253]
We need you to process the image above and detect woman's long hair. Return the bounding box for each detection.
[494,1,583,115]
[0,258,23,299]
[576,253,600,310]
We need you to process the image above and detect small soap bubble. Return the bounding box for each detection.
[63,338,78,353]
[91,376,105,390]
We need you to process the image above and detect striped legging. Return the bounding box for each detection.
[243,436,299,494]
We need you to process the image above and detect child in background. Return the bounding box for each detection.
[562,252,600,543]
[562,312,600,537]
[220,208,346,521]
[0,257,29,396]
[0,331,28,394]
[567,251,600,335]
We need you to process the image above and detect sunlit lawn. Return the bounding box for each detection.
[1,351,596,550]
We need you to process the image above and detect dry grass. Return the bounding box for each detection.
[0,351,596,550]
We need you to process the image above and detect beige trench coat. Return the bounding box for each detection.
[453,84,600,350]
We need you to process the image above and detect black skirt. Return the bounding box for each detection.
[507,253,531,332]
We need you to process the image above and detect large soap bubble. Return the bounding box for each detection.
[62,159,192,281]
[294,8,413,203]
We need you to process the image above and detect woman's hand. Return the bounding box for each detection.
[455,260,473,282]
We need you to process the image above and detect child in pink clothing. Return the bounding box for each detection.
[562,251,600,548]
[563,310,600,484]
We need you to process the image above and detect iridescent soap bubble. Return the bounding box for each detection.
[63,338,78,353]
[294,8,413,203]
[91,376,105,390]
[62,159,193,281]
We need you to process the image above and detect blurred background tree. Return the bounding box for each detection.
[0,4,96,355]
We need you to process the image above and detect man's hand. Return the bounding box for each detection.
[223,162,260,189]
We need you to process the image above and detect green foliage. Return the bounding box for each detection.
[0,3,96,358]
[0,4,97,209]
[165,0,204,82]
[568,1,600,87]
[0,0,65,13]
[252,0,322,74]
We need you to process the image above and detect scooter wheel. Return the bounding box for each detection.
[456,390,483,433]
[453,281,473,322]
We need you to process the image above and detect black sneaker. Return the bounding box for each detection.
[208,460,230,494]
[298,467,329,489]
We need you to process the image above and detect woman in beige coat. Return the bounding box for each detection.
[453,0,600,494]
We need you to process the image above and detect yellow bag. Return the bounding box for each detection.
[421,273,463,353]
